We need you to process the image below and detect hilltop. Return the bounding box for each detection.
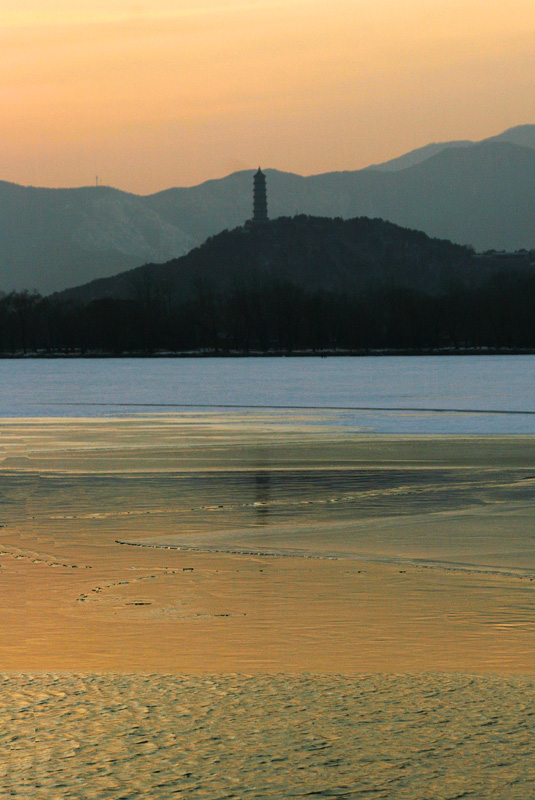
[55,215,475,304]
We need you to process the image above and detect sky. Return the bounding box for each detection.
[2,0,534,194]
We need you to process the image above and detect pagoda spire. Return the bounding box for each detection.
[252,167,268,224]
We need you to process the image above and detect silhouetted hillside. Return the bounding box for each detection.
[3,216,535,355]
[2,124,535,293]
[55,215,476,304]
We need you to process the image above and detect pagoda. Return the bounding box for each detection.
[252,167,268,224]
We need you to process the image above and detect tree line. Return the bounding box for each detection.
[1,269,535,355]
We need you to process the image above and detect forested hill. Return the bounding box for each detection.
[2,214,535,354]
[56,215,476,304]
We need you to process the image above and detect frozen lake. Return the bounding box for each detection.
[1,355,535,434]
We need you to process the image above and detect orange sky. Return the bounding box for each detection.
[1,0,534,194]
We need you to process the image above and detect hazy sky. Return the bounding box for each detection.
[2,0,534,193]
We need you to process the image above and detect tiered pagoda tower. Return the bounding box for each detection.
[252,167,268,224]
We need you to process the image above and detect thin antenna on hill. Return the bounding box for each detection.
[96,175,98,187]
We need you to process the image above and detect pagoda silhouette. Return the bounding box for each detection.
[245,168,268,228]
[253,167,268,223]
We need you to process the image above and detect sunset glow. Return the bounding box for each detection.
[2,0,534,193]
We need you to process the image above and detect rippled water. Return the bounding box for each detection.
[3,673,534,800]
[2,355,535,432]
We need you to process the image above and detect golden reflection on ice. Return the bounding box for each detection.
[1,412,535,674]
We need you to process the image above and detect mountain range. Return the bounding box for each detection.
[2,124,535,294]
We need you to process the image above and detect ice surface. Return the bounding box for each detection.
[1,355,535,433]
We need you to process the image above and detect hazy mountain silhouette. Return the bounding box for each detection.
[146,136,535,251]
[368,123,535,171]
[367,140,473,171]
[1,125,534,293]
[486,124,535,148]
[0,183,196,294]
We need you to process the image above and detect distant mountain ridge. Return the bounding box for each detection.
[1,124,535,293]
[368,123,535,171]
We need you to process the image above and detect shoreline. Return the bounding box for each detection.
[3,346,535,358]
